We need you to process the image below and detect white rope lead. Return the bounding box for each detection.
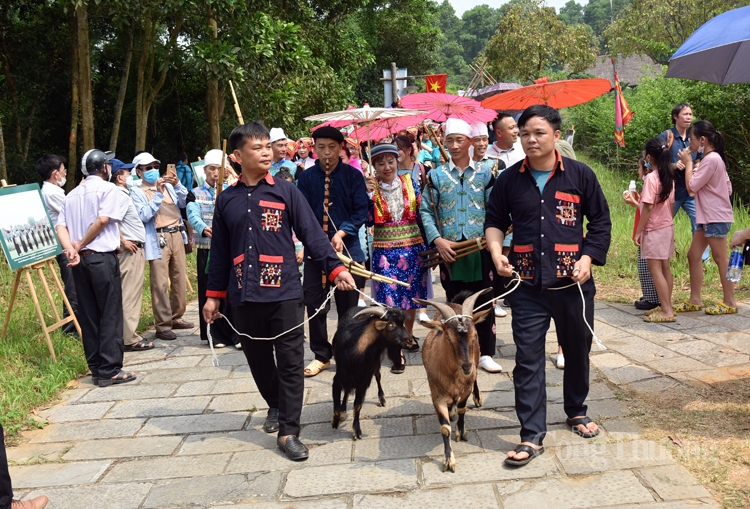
[205,286,338,366]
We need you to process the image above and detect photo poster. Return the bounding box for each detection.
[0,183,62,271]
[190,160,206,187]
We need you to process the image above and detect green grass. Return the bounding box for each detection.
[0,253,197,442]
[582,154,750,305]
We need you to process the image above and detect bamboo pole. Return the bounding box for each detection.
[229,81,244,124]
[216,139,227,200]
[425,124,449,162]
[337,253,409,288]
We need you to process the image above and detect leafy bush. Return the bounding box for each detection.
[566,68,750,202]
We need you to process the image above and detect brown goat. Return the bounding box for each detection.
[415,288,491,472]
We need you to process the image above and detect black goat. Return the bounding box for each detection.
[331,305,410,439]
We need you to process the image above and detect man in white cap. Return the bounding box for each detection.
[269,128,297,177]
[187,149,239,349]
[420,117,503,373]
[471,122,508,320]
[130,152,194,341]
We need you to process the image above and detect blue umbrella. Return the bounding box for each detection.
[666,5,750,84]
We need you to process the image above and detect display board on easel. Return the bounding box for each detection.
[0,180,81,362]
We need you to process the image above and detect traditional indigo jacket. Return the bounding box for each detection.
[485,151,612,292]
[420,159,494,245]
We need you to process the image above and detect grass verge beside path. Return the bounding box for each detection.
[0,253,197,442]
[585,155,750,508]
[582,154,750,306]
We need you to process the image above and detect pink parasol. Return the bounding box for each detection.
[400,93,497,123]
[350,114,426,143]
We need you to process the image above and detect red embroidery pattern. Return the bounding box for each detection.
[259,254,283,287]
[262,208,283,232]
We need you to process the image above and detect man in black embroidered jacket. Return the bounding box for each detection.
[485,105,611,467]
[204,122,356,462]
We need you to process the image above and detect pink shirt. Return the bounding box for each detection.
[690,151,733,224]
[640,171,674,231]
[57,175,124,252]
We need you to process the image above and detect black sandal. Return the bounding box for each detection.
[124,339,154,351]
[566,416,600,438]
[98,370,137,387]
[504,444,544,467]
[405,336,420,352]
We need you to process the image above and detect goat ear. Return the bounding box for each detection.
[472,309,492,324]
[374,320,387,331]
[421,319,443,330]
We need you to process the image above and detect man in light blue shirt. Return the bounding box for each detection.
[269,127,297,177]
[130,152,193,341]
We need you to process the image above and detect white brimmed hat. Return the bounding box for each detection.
[203,149,224,167]
[470,122,489,138]
[269,128,288,143]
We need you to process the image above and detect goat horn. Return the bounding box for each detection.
[413,298,456,320]
[462,288,493,317]
[354,306,388,320]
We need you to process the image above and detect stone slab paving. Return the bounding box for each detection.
[11,292,748,508]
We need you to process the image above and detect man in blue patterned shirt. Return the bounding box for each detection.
[420,118,502,374]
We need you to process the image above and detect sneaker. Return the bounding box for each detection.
[235,343,243,350]
[357,298,367,307]
[417,311,430,322]
[213,343,226,348]
[555,353,565,369]
[479,355,503,373]
[494,302,507,317]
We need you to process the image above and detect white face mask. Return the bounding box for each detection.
[698,145,705,154]
[57,177,67,187]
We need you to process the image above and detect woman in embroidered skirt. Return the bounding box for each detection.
[366,143,429,372]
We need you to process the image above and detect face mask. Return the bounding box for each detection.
[644,161,652,170]
[57,177,66,187]
[698,145,705,154]
[142,169,160,184]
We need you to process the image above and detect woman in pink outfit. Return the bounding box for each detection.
[635,138,676,323]
[681,120,736,315]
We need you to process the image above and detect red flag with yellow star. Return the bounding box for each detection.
[425,74,447,93]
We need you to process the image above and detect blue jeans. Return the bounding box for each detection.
[674,186,710,261]
[673,185,697,233]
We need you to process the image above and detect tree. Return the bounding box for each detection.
[558,0,585,25]
[605,0,750,64]
[459,5,501,65]
[485,0,598,82]
[583,0,629,51]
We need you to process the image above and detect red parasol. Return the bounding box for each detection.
[480,77,612,110]
[400,93,497,123]
[350,114,425,143]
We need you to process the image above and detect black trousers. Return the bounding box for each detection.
[72,252,124,379]
[197,249,238,345]
[439,249,497,357]
[302,261,363,362]
[56,251,79,334]
[508,282,595,445]
[234,299,305,436]
[0,424,11,509]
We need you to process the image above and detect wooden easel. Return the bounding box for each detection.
[0,180,81,362]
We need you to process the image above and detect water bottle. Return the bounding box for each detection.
[628,180,636,195]
[727,245,744,283]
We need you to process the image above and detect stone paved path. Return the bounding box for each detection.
[9,287,750,508]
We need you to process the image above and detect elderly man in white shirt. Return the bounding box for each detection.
[486,113,525,168]
[37,154,79,335]
[56,149,135,387]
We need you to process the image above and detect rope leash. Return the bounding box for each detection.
[205,286,337,366]
[470,269,605,351]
